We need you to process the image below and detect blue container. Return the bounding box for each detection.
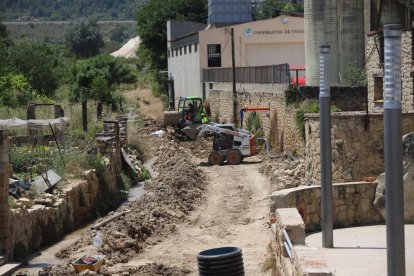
[197,247,244,276]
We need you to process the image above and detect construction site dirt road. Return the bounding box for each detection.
[37,88,273,275]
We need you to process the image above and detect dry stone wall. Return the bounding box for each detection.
[9,170,103,257]
[270,182,383,232]
[305,112,414,184]
[207,82,304,154]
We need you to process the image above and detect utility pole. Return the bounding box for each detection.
[319,44,333,248]
[231,28,237,125]
[383,24,405,276]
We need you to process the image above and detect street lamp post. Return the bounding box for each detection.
[319,44,333,248]
[383,24,405,276]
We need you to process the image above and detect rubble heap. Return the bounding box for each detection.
[259,155,307,192]
[47,138,206,275]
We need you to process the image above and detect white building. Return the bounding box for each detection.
[167,20,207,101]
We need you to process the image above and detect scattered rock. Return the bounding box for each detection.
[18,198,32,208]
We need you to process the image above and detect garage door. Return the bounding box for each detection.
[245,43,305,66]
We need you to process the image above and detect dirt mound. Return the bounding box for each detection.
[110,263,191,275]
[48,137,206,274]
[259,155,307,192]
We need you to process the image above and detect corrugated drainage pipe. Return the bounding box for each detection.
[197,247,244,276]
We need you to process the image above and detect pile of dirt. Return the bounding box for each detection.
[47,137,206,275]
[259,155,307,192]
[108,263,191,275]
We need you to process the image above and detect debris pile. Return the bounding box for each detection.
[259,155,307,192]
[47,136,206,275]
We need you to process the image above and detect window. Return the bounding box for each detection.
[167,49,170,58]
[374,76,383,102]
[207,44,221,67]
[180,47,182,55]
[175,49,178,56]
[184,45,187,54]
[171,49,174,57]
[189,44,192,53]
[194,43,198,52]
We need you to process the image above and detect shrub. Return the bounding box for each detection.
[295,101,341,140]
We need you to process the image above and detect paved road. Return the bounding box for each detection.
[306,224,414,276]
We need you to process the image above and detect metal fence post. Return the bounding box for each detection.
[319,44,333,248]
[383,24,405,276]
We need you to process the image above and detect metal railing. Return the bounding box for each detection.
[202,64,290,84]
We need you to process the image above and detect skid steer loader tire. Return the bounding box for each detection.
[226,149,242,165]
[208,151,224,166]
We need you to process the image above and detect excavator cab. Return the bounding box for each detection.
[178,97,204,125]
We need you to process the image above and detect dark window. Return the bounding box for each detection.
[175,49,178,56]
[171,49,174,57]
[184,45,187,54]
[207,44,221,67]
[194,43,198,52]
[180,47,182,55]
[374,76,383,102]
[167,49,170,58]
[189,44,192,53]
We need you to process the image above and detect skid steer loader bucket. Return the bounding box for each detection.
[181,124,201,140]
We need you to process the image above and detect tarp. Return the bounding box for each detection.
[0,117,70,131]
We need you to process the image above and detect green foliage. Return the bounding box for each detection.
[9,145,54,176]
[295,101,341,140]
[0,74,37,108]
[65,19,104,58]
[5,41,63,97]
[136,0,207,95]
[138,168,151,182]
[110,25,134,44]
[1,0,145,21]
[254,0,281,20]
[340,64,367,87]
[91,76,112,104]
[70,54,137,103]
[282,3,304,13]
[245,111,265,139]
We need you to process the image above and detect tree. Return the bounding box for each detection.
[254,0,281,20]
[6,41,62,97]
[136,0,207,76]
[70,54,137,102]
[0,74,37,108]
[65,19,104,58]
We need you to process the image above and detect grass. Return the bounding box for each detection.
[261,242,279,275]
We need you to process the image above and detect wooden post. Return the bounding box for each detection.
[231,28,238,125]
[0,130,11,259]
[82,100,88,132]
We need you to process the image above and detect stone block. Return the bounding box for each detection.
[17,198,32,208]
[276,208,305,245]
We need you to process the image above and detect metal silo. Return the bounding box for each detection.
[305,0,365,85]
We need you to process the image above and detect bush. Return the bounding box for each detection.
[295,101,341,140]
[138,168,151,181]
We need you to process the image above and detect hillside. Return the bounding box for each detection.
[0,0,146,21]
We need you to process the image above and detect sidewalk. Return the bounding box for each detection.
[306,225,414,276]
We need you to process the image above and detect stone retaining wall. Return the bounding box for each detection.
[272,208,332,275]
[305,112,414,183]
[9,170,102,255]
[4,118,127,259]
[208,83,303,154]
[270,182,383,233]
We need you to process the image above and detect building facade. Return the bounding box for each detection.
[199,15,304,70]
[167,20,206,101]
